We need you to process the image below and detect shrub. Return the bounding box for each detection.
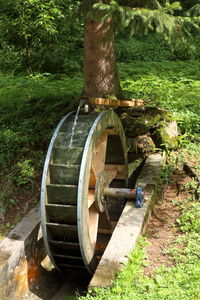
[116,33,200,62]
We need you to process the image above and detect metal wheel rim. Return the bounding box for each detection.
[40,111,75,270]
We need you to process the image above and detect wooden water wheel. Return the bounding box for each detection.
[40,110,128,274]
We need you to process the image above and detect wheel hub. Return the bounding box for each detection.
[95,171,109,213]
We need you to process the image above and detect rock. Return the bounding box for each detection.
[119,106,179,160]
[153,120,179,150]
[127,135,156,154]
[165,120,179,138]
[120,107,174,137]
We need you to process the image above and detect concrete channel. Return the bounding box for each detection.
[0,153,163,300]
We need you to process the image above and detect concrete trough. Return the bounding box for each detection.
[0,207,66,300]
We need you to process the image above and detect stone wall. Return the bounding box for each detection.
[117,106,179,164]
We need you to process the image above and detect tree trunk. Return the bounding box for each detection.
[82,4,122,99]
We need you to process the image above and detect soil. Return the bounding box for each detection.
[0,180,40,239]
[144,169,192,277]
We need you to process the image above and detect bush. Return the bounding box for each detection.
[0,74,82,173]
[0,48,23,73]
[116,33,200,62]
[116,34,174,61]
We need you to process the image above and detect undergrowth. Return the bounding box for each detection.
[119,60,200,139]
[0,73,81,222]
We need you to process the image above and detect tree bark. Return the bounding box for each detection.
[82,3,122,99]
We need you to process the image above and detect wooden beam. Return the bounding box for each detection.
[104,164,126,180]
[88,97,144,107]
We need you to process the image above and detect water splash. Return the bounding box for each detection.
[69,103,83,148]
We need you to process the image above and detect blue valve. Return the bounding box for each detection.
[135,187,144,208]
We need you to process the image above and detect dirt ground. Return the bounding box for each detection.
[0,181,40,239]
[144,169,191,277]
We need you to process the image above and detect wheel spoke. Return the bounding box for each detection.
[89,204,99,248]
[89,167,96,188]
[88,189,95,208]
[91,131,108,178]
[98,207,113,231]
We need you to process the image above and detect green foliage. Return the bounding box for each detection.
[116,31,200,61]
[181,179,199,193]
[185,4,200,17]
[95,1,180,38]
[116,34,175,61]
[0,73,81,167]
[177,202,200,233]
[95,0,199,41]
[161,160,176,183]
[180,0,200,13]
[177,143,200,176]
[0,0,199,73]
[79,238,200,299]
[0,72,81,213]
[119,60,200,138]
[95,0,200,58]
[0,0,83,74]
[79,237,149,300]
[16,160,35,186]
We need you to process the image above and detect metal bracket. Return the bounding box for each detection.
[135,187,144,208]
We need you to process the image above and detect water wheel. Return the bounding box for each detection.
[40,110,128,273]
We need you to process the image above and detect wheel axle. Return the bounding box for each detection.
[95,171,144,210]
[104,187,144,208]
[104,187,137,199]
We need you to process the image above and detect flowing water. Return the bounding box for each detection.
[69,103,82,148]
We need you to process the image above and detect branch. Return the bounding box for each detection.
[93,1,200,50]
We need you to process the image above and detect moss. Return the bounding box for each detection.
[128,135,155,154]
[122,116,149,136]
[128,158,143,177]
[121,107,175,137]
[121,106,179,151]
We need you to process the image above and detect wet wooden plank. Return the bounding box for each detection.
[47,223,78,240]
[53,146,83,165]
[50,164,80,185]
[47,184,77,205]
[55,133,87,147]
[49,240,80,252]
[104,164,126,179]
[46,204,77,224]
